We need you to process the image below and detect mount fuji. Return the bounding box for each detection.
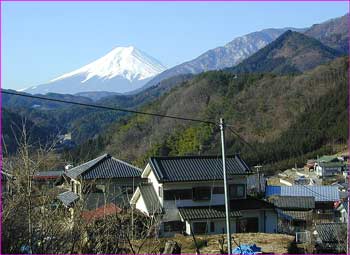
[23,46,167,94]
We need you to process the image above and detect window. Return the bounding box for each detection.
[193,222,208,234]
[210,222,215,232]
[163,221,185,232]
[164,189,192,200]
[213,187,224,194]
[229,184,245,198]
[237,218,259,233]
[192,187,211,201]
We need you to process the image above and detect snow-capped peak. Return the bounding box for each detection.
[50,46,166,83]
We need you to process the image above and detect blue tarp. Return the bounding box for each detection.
[232,244,262,254]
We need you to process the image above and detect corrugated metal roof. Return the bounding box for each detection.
[57,191,79,207]
[149,154,251,183]
[65,154,141,180]
[271,196,315,210]
[138,183,162,214]
[178,206,242,221]
[265,185,339,202]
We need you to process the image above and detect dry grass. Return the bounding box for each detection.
[132,233,294,254]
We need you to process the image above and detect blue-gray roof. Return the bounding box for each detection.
[65,154,142,180]
[57,191,79,207]
[265,185,340,202]
[149,154,251,183]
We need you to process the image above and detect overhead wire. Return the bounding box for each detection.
[1,90,216,125]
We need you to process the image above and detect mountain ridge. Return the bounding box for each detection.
[228,30,342,74]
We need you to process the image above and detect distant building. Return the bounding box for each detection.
[269,196,314,234]
[33,170,64,190]
[265,185,340,223]
[314,156,344,177]
[304,159,316,171]
[131,155,278,237]
[58,154,143,210]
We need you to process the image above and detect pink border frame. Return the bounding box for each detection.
[0,1,349,254]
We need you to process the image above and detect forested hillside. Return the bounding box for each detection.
[66,57,348,172]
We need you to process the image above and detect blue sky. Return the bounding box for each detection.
[2,2,348,90]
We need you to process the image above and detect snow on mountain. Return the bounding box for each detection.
[24,46,167,94]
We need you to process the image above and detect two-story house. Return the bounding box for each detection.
[58,153,143,210]
[314,156,344,177]
[130,155,278,237]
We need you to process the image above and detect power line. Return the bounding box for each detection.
[1,90,216,125]
[226,126,257,153]
[299,184,337,201]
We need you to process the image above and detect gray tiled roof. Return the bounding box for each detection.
[138,183,162,214]
[65,154,141,180]
[57,191,79,207]
[278,209,313,221]
[316,223,346,245]
[149,154,251,183]
[271,196,315,210]
[179,206,242,221]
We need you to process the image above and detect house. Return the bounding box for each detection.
[130,155,278,237]
[314,223,347,253]
[304,159,316,171]
[269,196,314,234]
[33,170,64,190]
[265,185,340,223]
[58,154,143,210]
[314,156,344,177]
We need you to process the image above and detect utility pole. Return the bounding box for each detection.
[220,118,232,254]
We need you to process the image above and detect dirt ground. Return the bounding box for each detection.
[132,232,295,254]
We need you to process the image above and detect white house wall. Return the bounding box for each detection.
[180,210,277,236]
[135,192,149,216]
